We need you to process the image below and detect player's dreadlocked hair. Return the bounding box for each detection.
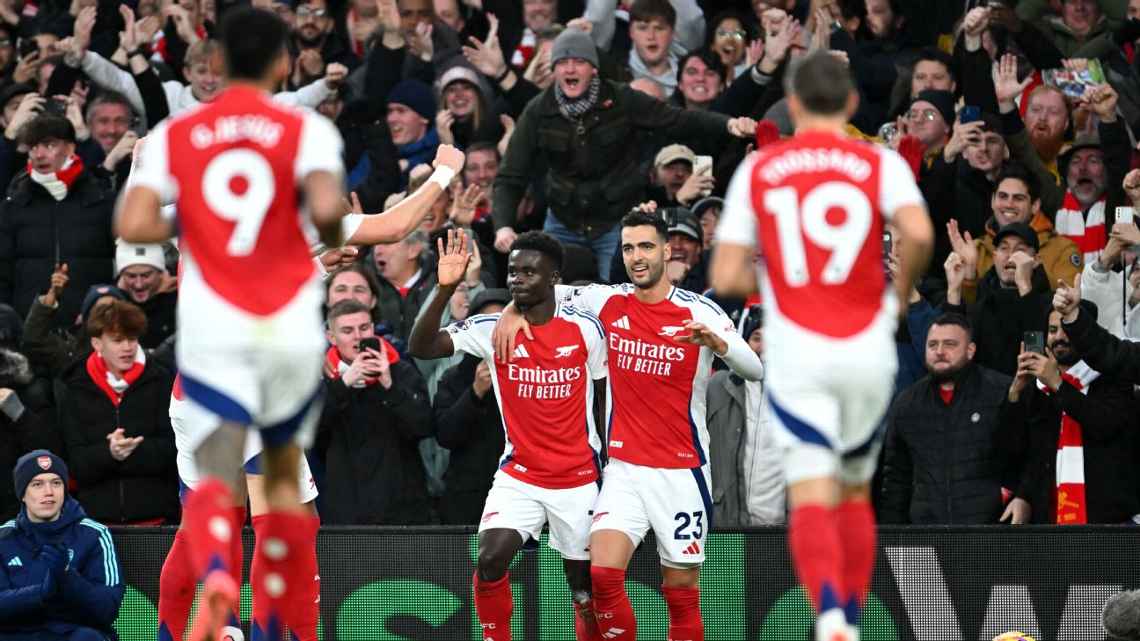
[220,7,290,81]
[510,231,564,272]
[621,210,669,242]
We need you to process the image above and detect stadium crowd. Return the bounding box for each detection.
[2,0,1140,623]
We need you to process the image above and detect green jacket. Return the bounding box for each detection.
[1017,0,1127,58]
[492,79,731,238]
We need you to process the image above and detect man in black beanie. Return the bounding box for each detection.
[0,449,125,640]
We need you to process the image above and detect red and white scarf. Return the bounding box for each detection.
[1054,191,1106,266]
[511,28,536,69]
[325,342,399,388]
[86,346,146,406]
[1038,360,1100,525]
[28,154,84,201]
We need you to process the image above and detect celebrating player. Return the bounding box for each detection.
[409,229,608,641]
[710,51,934,641]
[493,212,764,641]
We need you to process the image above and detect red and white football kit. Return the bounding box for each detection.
[559,283,763,566]
[446,302,607,560]
[716,130,924,484]
[131,85,343,446]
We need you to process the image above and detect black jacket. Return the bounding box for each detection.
[1014,372,1140,524]
[136,292,177,350]
[1063,307,1140,386]
[879,363,1025,525]
[944,267,1052,376]
[433,354,504,525]
[314,355,433,524]
[0,400,63,521]
[57,356,179,524]
[0,171,116,328]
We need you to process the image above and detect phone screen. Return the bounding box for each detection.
[358,337,381,353]
[1023,331,1045,355]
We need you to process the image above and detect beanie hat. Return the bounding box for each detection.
[115,239,166,275]
[79,284,128,321]
[910,89,956,126]
[388,79,436,122]
[551,28,599,68]
[14,449,68,500]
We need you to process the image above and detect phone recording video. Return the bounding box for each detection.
[358,337,381,354]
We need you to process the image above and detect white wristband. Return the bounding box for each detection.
[427,166,456,191]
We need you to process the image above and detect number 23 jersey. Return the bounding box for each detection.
[717,130,924,340]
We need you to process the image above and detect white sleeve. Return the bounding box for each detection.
[877,148,925,220]
[294,111,344,184]
[584,0,618,50]
[669,0,706,55]
[129,122,178,204]
[80,52,146,116]
[693,298,764,381]
[563,283,618,315]
[715,155,758,247]
[341,213,365,243]
[444,314,496,360]
[580,316,608,380]
[275,78,333,108]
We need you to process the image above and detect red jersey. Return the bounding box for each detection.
[562,284,764,469]
[717,130,923,339]
[131,85,344,317]
[446,302,608,489]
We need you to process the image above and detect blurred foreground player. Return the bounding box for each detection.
[711,51,934,641]
[115,8,346,641]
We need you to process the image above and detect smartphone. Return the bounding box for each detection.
[43,98,66,116]
[882,230,893,257]
[358,337,381,353]
[960,105,981,124]
[17,37,37,59]
[693,155,713,176]
[1023,331,1045,355]
[1116,206,1135,225]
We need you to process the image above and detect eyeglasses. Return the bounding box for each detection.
[296,7,326,17]
[716,28,747,40]
[906,108,939,122]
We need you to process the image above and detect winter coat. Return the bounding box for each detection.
[1063,306,1140,385]
[963,212,1082,305]
[0,498,124,639]
[879,363,1024,525]
[0,171,116,329]
[57,357,179,524]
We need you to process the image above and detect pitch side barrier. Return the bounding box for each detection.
[108,526,1138,640]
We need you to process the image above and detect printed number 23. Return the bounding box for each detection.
[764,182,872,286]
[673,511,704,540]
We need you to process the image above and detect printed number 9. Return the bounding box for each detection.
[673,511,704,540]
[764,182,872,286]
[202,149,275,256]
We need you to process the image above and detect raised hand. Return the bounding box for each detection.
[993,53,1031,109]
[944,120,985,162]
[73,6,96,53]
[1010,250,1038,294]
[119,4,139,52]
[727,117,758,138]
[463,13,507,78]
[675,320,728,355]
[1084,83,1119,122]
[946,219,978,275]
[376,0,401,34]
[1053,274,1082,322]
[963,6,990,39]
[1111,221,1140,247]
[436,109,456,145]
[450,183,485,226]
[436,228,471,288]
[43,263,69,307]
[433,143,465,173]
[324,62,348,88]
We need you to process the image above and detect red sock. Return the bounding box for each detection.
[473,573,513,641]
[662,586,703,641]
[589,567,636,641]
[287,514,321,641]
[788,505,845,614]
[158,527,196,641]
[249,511,312,641]
[182,479,238,579]
[835,500,876,625]
[573,597,604,641]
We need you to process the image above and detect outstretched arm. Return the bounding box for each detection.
[408,229,470,360]
[347,146,465,245]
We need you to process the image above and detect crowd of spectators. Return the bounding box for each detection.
[0,0,1139,544]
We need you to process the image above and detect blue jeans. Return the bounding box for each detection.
[542,211,621,282]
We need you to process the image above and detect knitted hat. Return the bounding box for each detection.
[388,79,436,122]
[551,28,598,68]
[116,239,166,275]
[910,89,955,126]
[13,449,68,500]
[79,284,129,321]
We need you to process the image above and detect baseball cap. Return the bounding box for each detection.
[469,288,511,314]
[994,222,1040,253]
[691,196,724,219]
[655,143,696,168]
[115,240,166,275]
[664,206,702,244]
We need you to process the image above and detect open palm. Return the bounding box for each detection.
[437,228,471,288]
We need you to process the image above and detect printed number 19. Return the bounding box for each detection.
[763,182,873,286]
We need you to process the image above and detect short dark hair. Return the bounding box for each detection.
[510,231,564,271]
[912,47,956,83]
[994,163,1041,202]
[86,90,135,123]
[677,48,727,84]
[706,10,752,45]
[326,264,381,302]
[19,114,75,147]
[929,312,972,341]
[86,299,147,339]
[465,141,500,162]
[784,50,854,116]
[220,8,289,81]
[630,0,676,28]
[621,210,669,241]
[326,298,372,328]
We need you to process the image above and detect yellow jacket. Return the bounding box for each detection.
[962,211,1082,303]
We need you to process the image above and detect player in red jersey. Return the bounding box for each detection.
[492,212,764,641]
[711,51,934,641]
[115,8,347,641]
[410,229,609,641]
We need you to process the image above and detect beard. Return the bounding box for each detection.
[1028,128,1065,162]
[1052,341,1081,366]
[927,359,967,383]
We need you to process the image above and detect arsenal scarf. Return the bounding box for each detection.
[28,154,84,201]
[86,346,146,406]
[1038,360,1100,524]
[325,341,399,388]
[1054,191,1106,266]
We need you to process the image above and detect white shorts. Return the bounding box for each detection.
[590,459,713,568]
[479,471,599,561]
[172,394,319,504]
[765,311,897,485]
